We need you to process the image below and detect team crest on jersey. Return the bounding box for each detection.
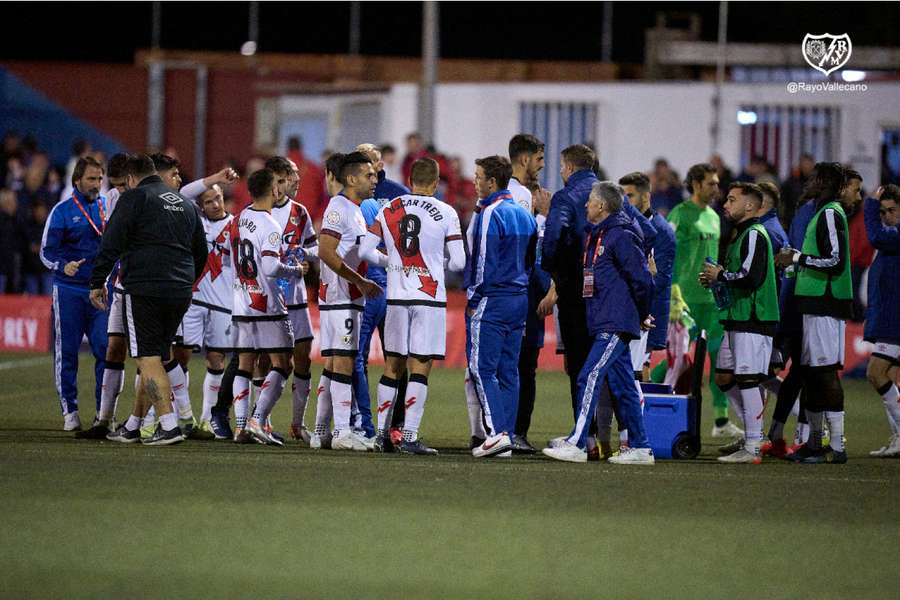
[596,246,605,257]
[326,210,342,226]
[290,216,299,225]
[268,232,281,245]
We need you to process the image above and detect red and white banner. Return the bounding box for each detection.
[0,295,53,352]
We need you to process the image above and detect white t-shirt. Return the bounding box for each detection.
[319,194,367,307]
[373,194,462,304]
[508,177,533,214]
[231,207,287,318]
[193,214,234,311]
[271,198,316,307]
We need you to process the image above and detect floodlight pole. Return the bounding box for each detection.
[249,1,259,47]
[349,2,361,55]
[418,1,439,145]
[711,0,728,155]
[601,2,613,62]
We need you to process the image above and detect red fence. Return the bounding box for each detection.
[0,295,53,352]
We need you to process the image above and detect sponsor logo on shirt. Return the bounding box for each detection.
[160,192,184,212]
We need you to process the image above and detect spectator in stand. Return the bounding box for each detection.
[379,143,401,183]
[585,142,608,180]
[0,188,23,293]
[401,132,427,184]
[781,153,816,230]
[5,155,25,192]
[17,152,52,212]
[649,159,683,217]
[21,201,52,295]
[0,131,22,186]
[710,154,735,198]
[286,136,325,222]
[445,156,477,228]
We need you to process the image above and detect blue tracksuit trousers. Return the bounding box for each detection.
[351,293,385,437]
[466,295,527,436]
[52,283,108,415]
[566,332,649,449]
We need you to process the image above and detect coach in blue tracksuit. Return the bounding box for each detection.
[466,155,537,459]
[353,144,410,438]
[40,156,110,431]
[543,181,655,464]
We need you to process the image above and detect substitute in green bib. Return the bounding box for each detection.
[668,163,739,438]
[700,183,779,464]
[775,163,856,465]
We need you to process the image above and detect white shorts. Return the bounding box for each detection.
[179,302,235,352]
[288,305,314,343]
[234,318,294,353]
[716,330,773,378]
[629,331,649,372]
[108,290,125,336]
[872,341,900,365]
[801,315,845,369]
[320,306,362,357]
[384,303,447,360]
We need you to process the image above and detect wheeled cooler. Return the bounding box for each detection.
[640,332,707,459]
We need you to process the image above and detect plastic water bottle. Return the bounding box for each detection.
[705,256,731,310]
[276,247,305,298]
[782,245,796,279]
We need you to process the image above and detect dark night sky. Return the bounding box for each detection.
[2,2,897,64]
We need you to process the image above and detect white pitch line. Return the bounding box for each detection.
[0,356,52,371]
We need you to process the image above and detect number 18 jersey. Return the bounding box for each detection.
[231,207,287,319]
[373,194,462,305]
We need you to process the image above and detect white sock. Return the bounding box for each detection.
[795,422,809,445]
[807,410,825,450]
[724,384,744,428]
[291,372,311,427]
[201,368,223,422]
[251,378,264,405]
[740,386,764,449]
[618,429,628,445]
[882,384,900,433]
[166,362,192,419]
[99,363,125,421]
[330,375,353,432]
[401,375,428,441]
[252,368,287,422]
[159,411,178,431]
[233,372,251,430]
[824,411,845,452]
[376,376,399,433]
[464,372,486,438]
[790,399,800,417]
[125,415,141,431]
[314,372,333,436]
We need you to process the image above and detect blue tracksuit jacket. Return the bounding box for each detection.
[778,199,817,338]
[863,197,900,344]
[760,208,789,257]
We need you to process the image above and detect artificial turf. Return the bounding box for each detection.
[0,352,897,599]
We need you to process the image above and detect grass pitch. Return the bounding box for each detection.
[0,352,898,599]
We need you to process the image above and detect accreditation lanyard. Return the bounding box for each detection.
[582,231,604,298]
[71,195,106,237]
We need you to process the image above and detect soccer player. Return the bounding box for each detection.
[668,163,739,438]
[352,143,409,446]
[311,152,383,451]
[466,155,537,458]
[775,162,855,464]
[863,184,900,457]
[75,153,130,439]
[230,169,304,446]
[543,182,655,464]
[361,157,465,454]
[266,156,318,444]
[699,183,779,463]
[174,182,237,437]
[41,156,110,431]
[508,133,545,214]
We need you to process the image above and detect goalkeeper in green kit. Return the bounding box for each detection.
[664,163,742,438]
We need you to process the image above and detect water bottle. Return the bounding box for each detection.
[705,257,732,310]
[782,245,796,279]
[276,247,304,299]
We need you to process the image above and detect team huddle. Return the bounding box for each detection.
[54,134,900,464]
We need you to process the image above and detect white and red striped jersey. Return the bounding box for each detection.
[318,194,367,307]
[231,208,287,319]
[271,198,316,308]
[192,213,234,311]
[372,194,462,304]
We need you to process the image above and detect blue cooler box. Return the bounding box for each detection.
[642,390,690,459]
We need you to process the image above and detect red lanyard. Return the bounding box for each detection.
[71,195,106,236]
[582,232,604,267]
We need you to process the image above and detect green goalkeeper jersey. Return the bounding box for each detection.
[667,199,721,306]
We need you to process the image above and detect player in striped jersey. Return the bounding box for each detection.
[360,157,466,454]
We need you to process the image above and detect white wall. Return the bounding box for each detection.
[378,81,900,185]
